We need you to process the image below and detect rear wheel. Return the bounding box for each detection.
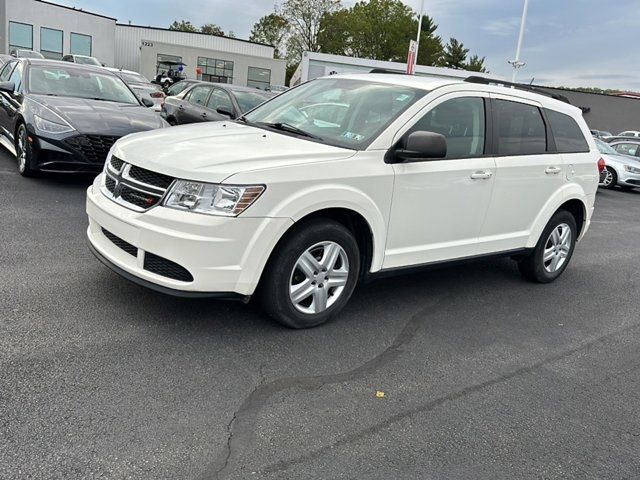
[15,123,37,177]
[518,210,577,283]
[259,219,360,329]
[601,166,617,189]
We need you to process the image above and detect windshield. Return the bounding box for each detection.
[28,66,140,105]
[75,56,101,66]
[595,138,619,155]
[119,72,150,84]
[243,78,426,149]
[234,90,272,113]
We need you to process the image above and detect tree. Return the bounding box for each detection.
[465,54,487,73]
[318,0,445,66]
[249,13,289,58]
[169,20,198,33]
[201,23,225,36]
[442,38,469,69]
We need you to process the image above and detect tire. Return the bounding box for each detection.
[167,117,177,126]
[15,123,37,177]
[518,210,577,283]
[600,166,617,189]
[258,219,360,329]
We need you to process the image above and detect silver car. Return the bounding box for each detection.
[596,138,640,190]
[106,68,165,112]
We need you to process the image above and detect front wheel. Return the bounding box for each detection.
[258,219,360,328]
[518,210,577,283]
[16,124,37,177]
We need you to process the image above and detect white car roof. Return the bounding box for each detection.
[321,73,583,117]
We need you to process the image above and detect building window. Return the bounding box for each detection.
[70,32,92,56]
[247,67,271,90]
[197,57,233,83]
[9,22,33,52]
[40,27,63,60]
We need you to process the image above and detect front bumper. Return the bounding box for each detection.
[86,175,293,296]
[32,130,118,173]
[618,169,640,187]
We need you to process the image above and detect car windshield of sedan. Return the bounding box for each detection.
[595,138,619,155]
[233,90,273,113]
[243,78,426,149]
[28,66,140,105]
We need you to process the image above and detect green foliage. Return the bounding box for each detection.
[169,20,198,33]
[465,54,487,73]
[249,13,289,58]
[201,24,225,36]
[441,38,469,69]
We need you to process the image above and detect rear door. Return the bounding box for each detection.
[477,95,564,254]
[176,85,213,124]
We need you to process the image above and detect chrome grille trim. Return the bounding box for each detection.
[101,159,175,212]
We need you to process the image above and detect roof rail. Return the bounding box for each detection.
[464,76,571,104]
[369,68,405,74]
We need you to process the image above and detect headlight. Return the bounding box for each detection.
[33,114,75,134]
[163,180,265,217]
[624,164,640,174]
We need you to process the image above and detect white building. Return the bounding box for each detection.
[0,0,286,89]
[291,51,494,86]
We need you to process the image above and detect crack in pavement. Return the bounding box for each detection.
[199,291,456,480]
[262,320,640,475]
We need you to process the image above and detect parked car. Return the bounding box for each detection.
[617,130,640,137]
[607,138,640,158]
[165,79,202,97]
[590,129,612,139]
[595,138,640,190]
[0,54,13,67]
[86,74,599,328]
[106,67,164,112]
[10,49,44,59]
[0,58,167,176]
[62,54,102,66]
[162,82,274,125]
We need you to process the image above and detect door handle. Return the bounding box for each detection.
[178,104,184,110]
[470,171,493,180]
[201,112,207,118]
[545,166,562,175]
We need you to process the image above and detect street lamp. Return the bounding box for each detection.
[415,0,425,72]
[508,0,530,83]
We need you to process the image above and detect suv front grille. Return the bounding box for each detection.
[143,252,193,282]
[66,135,120,164]
[102,157,175,212]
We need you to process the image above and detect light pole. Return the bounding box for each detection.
[414,0,425,71]
[508,0,530,83]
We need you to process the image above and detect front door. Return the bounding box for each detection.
[384,93,496,269]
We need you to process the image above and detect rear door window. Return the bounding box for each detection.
[613,143,640,156]
[494,99,547,156]
[186,85,212,106]
[545,109,589,153]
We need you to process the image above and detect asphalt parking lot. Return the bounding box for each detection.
[1,148,640,480]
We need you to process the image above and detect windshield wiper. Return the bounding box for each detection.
[257,122,322,141]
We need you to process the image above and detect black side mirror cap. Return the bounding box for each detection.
[387,131,447,163]
[0,81,16,94]
[216,107,235,119]
[141,97,155,108]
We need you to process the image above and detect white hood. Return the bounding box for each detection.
[111,121,356,183]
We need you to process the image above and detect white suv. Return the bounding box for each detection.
[86,74,599,328]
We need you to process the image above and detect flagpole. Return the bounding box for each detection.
[414,0,425,71]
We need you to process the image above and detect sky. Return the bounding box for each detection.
[54,0,640,91]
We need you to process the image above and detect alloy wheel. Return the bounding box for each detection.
[602,168,614,187]
[17,126,27,173]
[543,223,572,273]
[289,241,349,314]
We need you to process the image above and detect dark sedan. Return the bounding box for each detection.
[0,58,167,176]
[161,82,274,125]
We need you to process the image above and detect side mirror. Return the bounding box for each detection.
[0,81,16,94]
[216,107,235,119]
[389,131,447,163]
[141,97,155,108]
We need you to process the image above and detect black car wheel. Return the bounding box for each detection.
[16,124,37,177]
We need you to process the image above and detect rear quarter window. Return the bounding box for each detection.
[494,99,547,156]
[545,109,589,153]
